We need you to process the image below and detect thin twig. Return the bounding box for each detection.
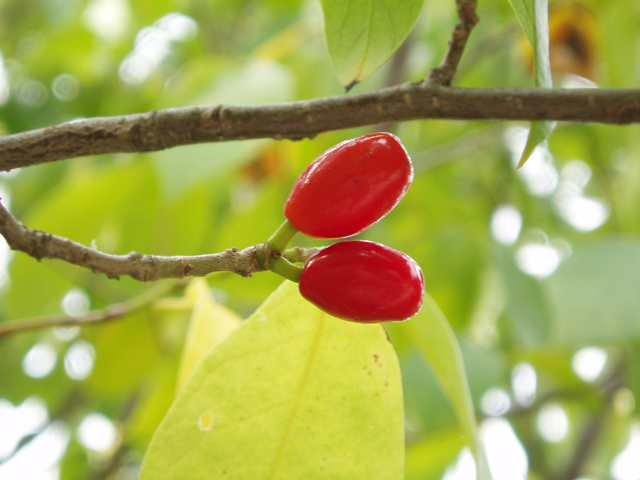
[0,280,182,337]
[426,0,479,86]
[554,362,625,480]
[0,200,320,284]
[2,85,640,172]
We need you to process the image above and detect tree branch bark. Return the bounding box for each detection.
[0,200,319,282]
[2,84,640,172]
[426,0,479,86]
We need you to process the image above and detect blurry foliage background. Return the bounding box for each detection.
[1,0,640,479]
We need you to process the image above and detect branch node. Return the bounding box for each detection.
[261,243,273,270]
[426,0,479,86]
[182,263,194,276]
[31,231,53,260]
[203,104,222,123]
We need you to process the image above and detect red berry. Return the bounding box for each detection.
[284,133,413,239]
[299,240,424,322]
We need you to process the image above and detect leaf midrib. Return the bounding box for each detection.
[354,0,375,81]
[268,317,326,479]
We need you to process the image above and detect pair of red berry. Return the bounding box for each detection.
[268,133,424,323]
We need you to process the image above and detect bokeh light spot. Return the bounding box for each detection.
[515,242,561,278]
[481,388,512,417]
[19,80,47,107]
[572,346,607,382]
[63,340,95,381]
[511,362,537,407]
[611,423,640,480]
[482,417,528,480]
[22,342,57,378]
[61,288,91,318]
[52,74,80,101]
[52,326,81,342]
[77,413,118,453]
[490,205,523,246]
[0,420,70,480]
[0,52,10,105]
[83,0,131,40]
[537,403,569,443]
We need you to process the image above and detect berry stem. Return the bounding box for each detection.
[269,256,303,283]
[267,219,298,253]
[255,220,303,282]
[282,246,322,264]
[255,249,302,282]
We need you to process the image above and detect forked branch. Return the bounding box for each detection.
[426,0,479,85]
[0,200,319,283]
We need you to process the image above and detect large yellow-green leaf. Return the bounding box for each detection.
[320,0,424,88]
[508,0,556,167]
[140,281,404,480]
[176,279,243,392]
[405,292,492,480]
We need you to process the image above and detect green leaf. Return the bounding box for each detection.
[405,426,466,480]
[507,0,534,46]
[85,310,163,399]
[4,160,159,318]
[404,292,493,480]
[547,239,640,345]
[153,59,294,197]
[508,0,556,167]
[498,250,552,346]
[320,0,423,88]
[141,281,404,480]
[176,279,243,393]
[517,120,556,168]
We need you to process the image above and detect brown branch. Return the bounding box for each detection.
[504,360,625,480]
[0,200,320,283]
[426,0,479,86]
[2,85,640,172]
[554,362,625,480]
[0,280,181,337]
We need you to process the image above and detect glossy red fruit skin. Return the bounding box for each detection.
[284,133,413,239]
[298,240,425,323]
